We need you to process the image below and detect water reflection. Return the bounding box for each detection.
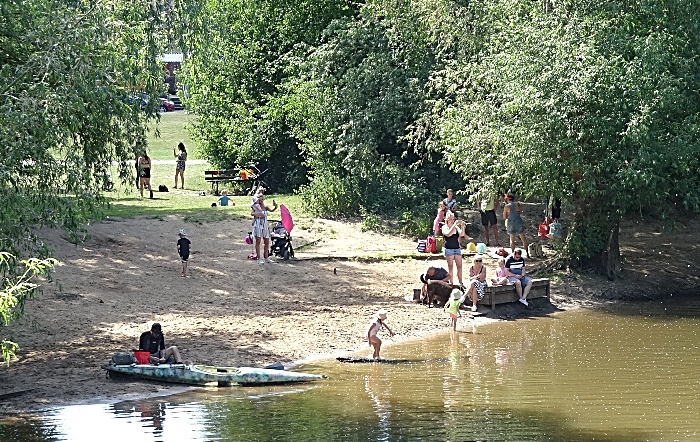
[3,301,700,441]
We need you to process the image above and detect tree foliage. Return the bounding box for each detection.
[412,0,700,276]
[0,254,55,364]
[182,0,700,276]
[0,0,175,361]
[181,0,358,192]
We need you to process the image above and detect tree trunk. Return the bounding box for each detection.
[568,198,621,280]
[590,216,620,280]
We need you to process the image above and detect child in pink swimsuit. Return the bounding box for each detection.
[432,201,446,236]
[491,257,509,286]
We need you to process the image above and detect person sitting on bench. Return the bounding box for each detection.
[505,249,533,306]
[139,323,183,364]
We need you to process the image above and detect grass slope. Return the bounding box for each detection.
[146,111,197,160]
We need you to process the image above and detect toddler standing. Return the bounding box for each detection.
[177,229,191,277]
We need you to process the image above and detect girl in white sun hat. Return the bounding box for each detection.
[366,309,394,360]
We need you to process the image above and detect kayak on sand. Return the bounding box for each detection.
[103,363,327,386]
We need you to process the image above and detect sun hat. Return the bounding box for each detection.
[451,289,463,299]
[178,229,186,236]
[376,309,388,320]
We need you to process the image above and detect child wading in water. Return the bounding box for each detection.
[444,289,465,331]
[367,310,394,360]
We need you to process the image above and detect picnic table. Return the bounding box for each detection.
[204,164,268,196]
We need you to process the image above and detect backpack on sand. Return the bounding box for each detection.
[110,351,136,366]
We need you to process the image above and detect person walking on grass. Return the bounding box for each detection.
[444,289,465,331]
[367,310,394,360]
[173,142,187,189]
[177,229,191,277]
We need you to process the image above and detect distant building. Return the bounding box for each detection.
[161,53,183,95]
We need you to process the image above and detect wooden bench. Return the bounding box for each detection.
[413,278,550,310]
[204,169,246,195]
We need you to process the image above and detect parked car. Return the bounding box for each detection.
[159,97,175,112]
[125,93,148,109]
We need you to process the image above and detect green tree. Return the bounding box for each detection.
[0,254,55,364]
[1,0,176,362]
[181,0,357,192]
[415,0,700,277]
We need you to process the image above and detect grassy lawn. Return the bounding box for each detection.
[101,110,310,222]
[104,163,307,222]
[146,111,198,160]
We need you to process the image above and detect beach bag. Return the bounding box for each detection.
[158,184,168,192]
[425,236,437,254]
[548,221,562,239]
[435,235,443,253]
[110,351,135,366]
[416,239,427,253]
[538,218,550,239]
[527,243,537,258]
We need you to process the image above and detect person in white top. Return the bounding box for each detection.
[367,310,394,360]
[251,195,277,264]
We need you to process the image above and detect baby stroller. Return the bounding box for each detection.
[270,221,294,260]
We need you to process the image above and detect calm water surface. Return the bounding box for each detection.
[2,297,700,441]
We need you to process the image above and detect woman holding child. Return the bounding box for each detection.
[441,211,471,287]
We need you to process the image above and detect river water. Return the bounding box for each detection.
[2,297,699,441]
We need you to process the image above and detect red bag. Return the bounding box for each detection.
[425,236,437,254]
[538,218,550,239]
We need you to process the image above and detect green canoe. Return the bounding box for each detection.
[103,363,326,386]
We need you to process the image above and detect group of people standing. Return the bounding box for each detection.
[432,190,529,257]
[135,142,188,197]
[422,189,535,314]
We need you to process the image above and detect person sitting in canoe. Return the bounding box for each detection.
[139,323,183,364]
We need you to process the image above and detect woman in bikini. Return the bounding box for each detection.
[138,152,152,198]
[173,142,187,189]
